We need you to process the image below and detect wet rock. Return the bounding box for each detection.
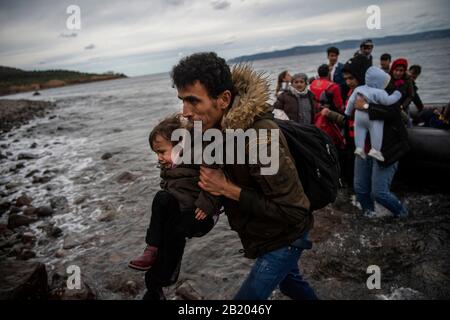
[23,206,37,216]
[9,206,22,214]
[54,249,66,258]
[16,195,33,207]
[97,202,117,222]
[8,214,37,229]
[49,269,97,300]
[37,238,49,246]
[25,169,40,178]
[0,201,11,215]
[30,142,38,149]
[98,210,115,222]
[36,206,54,217]
[32,175,53,184]
[21,232,37,244]
[0,236,19,250]
[10,162,25,173]
[17,153,38,160]
[175,280,203,300]
[17,249,36,260]
[123,281,139,296]
[0,260,48,299]
[8,243,25,257]
[50,196,69,211]
[49,115,56,120]
[105,278,143,297]
[116,171,138,184]
[45,184,59,192]
[5,181,22,190]
[48,226,63,238]
[44,168,60,175]
[74,196,88,205]
[0,224,13,237]
[101,152,113,160]
[376,287,427,300]
[63,233,92,249]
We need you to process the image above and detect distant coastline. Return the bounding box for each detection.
[228,28,450,63]
[0,66,127,96]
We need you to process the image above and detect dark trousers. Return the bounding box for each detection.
[338,139,356,188]
[144,190,214,298]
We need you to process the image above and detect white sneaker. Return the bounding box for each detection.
[354,147,366,159]
[363,210,376,218]
[368,148,385,161]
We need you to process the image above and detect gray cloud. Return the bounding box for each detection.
[59,32,78,38]
[166,0,185,6]
[0,0,449,76]
[211,0,231,10]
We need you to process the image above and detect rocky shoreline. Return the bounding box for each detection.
[0,99,55,133]
[0,98,449,300]
[0,99,95,299]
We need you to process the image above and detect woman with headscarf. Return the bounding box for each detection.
[273,73,317,124]
[389,58,415,112]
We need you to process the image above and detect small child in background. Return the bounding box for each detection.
[345,66,402,161]
[129,114,221,271]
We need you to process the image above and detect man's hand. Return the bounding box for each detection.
[354,94,368,111]
[195,208,207,220]
[199,166,241,201]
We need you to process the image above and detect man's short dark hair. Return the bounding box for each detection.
[360,39,374,48]
[318,64,330,77]
[409,65,422,76]
[380,53,392,61]
[327,46,340,56]
[171,52,234,98]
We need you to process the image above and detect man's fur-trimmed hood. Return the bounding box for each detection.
[220,64,272,130]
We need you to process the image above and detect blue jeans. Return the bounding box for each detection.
[234,234,318,300]
[354,157,408,216]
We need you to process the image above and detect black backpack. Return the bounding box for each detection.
[274,118,341,211]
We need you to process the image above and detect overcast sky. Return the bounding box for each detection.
[1,0,449,76]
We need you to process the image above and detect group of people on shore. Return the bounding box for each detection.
[274,39,449,201]
[125,41,448,301]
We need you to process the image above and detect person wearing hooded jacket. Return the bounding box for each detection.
[321,55,370,185]
[390,58,415,112]
[144,52,318,301]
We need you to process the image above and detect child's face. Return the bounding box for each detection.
[393,66,405,80]
[152,135,173,168]
[380,59,390,70]
[408,70,419,82]
[343,72,358,89]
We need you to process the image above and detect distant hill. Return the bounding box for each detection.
[0,66,127,96]
[228,28,450,63]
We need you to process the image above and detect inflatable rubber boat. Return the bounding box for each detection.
[400,103,450,178]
